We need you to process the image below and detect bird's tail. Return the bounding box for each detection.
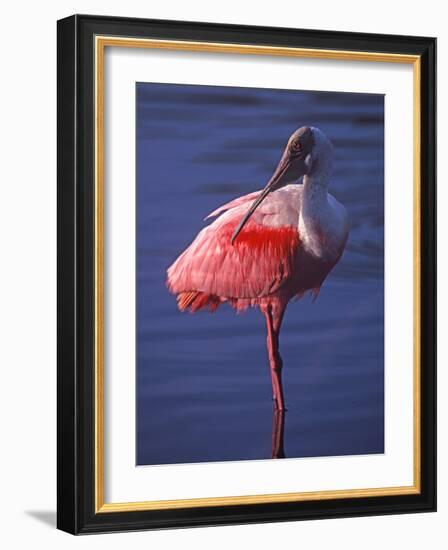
[177,291,221,313]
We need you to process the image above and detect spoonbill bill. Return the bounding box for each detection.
[167,126,349,411]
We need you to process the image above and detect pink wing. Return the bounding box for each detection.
[204,190,262,220]
[167,198,301,303]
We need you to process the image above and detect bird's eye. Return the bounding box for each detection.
[290,139,302,154]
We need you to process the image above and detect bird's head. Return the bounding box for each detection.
[231,127,333,243]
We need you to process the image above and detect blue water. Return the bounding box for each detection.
[136,83,384,465]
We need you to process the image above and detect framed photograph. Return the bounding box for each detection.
[57,14,436,534]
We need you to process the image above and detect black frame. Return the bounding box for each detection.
[57,14,436,534]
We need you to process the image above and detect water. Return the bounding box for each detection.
[136,83,384,465]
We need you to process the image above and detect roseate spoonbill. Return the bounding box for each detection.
[167,126,349,411]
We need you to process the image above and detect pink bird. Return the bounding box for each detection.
[167,126,349,411]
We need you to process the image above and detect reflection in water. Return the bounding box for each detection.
[271,407,286,459]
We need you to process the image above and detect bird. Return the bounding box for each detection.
[166,126,349,411]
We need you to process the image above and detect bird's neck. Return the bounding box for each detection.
[302,173,329,207]
[301,140,333,207]
[298,172,334,260]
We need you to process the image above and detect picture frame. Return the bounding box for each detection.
[57,14,436,534]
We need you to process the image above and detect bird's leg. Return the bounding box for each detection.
[271,406,286,458]
[263,304,286,411]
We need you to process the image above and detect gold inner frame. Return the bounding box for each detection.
[94,36,421,513]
